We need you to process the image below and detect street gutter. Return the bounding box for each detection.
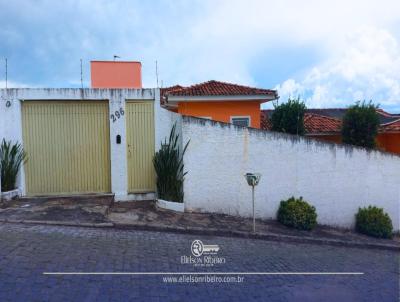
[0,219,398,252]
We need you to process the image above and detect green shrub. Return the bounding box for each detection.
[0,139,27,191]
[355,206,393,239]
[153,123,189,203]
[277,197,317,230]
[341,101,380,148]
[271,97,306,135]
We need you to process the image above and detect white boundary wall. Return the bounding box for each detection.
[0,88,178,200]
[181,117,400,231]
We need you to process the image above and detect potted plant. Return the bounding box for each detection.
[153,123,189,212]
[0,139,27,201]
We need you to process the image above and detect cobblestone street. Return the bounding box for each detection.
[0,223,398,301]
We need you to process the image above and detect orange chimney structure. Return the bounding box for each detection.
[90,61,142,88]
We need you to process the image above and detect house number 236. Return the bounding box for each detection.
[111,108,124,123]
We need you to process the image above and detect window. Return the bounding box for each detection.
[231,116,250,127]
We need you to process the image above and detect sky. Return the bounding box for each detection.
[0,0,400,111]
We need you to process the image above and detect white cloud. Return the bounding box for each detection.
[153,0,400,112]
[1,0,400,112]
[276,27,400,111]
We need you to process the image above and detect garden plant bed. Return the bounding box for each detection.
[108,201,400,250]
[156,199,184,212]
[0,189,20,202]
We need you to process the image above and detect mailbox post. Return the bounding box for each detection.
[244,173,261,233]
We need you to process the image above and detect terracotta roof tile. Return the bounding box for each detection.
[166,80,277,97]
[303,113,342,134]
[160,85,185,95]
[160,85,185,104]
[261,109,400,134]
[261,111,342,133]
[306,108,399,124]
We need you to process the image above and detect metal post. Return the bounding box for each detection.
[80,59,83,89]
[5,58,7,89]
[252,185,255,233]
[244,173,261,234]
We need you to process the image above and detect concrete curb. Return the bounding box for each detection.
[113,223,400,252]
[0,219,114,228]
[0,219,398,251]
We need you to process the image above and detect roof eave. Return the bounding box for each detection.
[166,94,277,103]
[162,102,178,110]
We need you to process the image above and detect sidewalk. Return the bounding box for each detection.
[0,196,399,251]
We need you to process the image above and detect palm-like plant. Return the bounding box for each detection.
[153,123,189,203]
[0,139,27,191]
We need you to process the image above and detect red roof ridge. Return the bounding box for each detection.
[167,80,277,97]
[304,112,342,122]
[201,80,271,91]
[161,84,185,91]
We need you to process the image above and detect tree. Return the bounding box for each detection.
[271,97,306,135]
[341,101,379,148]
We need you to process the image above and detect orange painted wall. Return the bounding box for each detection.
[377,133,400,154]
[309,133,400,155]
[91,61,142,88]
[178,101,262,128]
[308,135,342,144]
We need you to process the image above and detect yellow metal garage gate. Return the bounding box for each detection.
[126,101,155,193]
[22,101,111,195]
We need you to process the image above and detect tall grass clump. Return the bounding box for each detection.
[153,124,189,203]
[0,139,27,191]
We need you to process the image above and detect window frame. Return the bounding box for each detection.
[230,115,251,127]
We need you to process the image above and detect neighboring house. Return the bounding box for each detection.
[261,108,400,154]
[0,61,277,197]
[161,81,278,128]
[91,60,142,88]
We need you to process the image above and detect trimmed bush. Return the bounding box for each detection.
[277,197,317,230]
[355,206,393,239]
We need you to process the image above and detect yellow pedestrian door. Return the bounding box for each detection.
[22,101,111,195]
[126,101,155,193]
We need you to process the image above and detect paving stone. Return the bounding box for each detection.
[0,223,398,301]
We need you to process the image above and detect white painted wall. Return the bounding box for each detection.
[0,88,163,200]
[0,94,24,195]
[154,88,182,150]
[182,117,400,231]
[3,88,398,231]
